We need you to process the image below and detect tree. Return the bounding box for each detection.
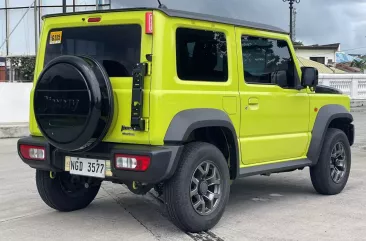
[10,56,36,82]
[292,41,304,46]
[351,59,366,70]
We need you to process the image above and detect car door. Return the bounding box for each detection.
[236,30,310,166]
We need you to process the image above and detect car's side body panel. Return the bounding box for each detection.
[148,11,241,148]
[235,27,311,166]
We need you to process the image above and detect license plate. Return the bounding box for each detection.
[68,157,106,178]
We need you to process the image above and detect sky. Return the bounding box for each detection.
[1,0,366,55]
[113,0,366,54]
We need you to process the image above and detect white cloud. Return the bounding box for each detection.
[1,0,366,55]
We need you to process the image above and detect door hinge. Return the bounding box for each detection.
[130,63,148,131]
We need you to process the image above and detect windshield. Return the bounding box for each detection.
[45,24,141,77]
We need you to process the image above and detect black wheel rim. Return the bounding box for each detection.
[330,142,347,184]
[190,161,222,216]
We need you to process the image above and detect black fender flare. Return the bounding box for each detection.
[307,104,353,165]
[164,109,240,179]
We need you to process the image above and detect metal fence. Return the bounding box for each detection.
[0,0,111,57]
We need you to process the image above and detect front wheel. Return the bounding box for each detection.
[164,142,230,233]
[36,170,101,211]
[310,128,351,195]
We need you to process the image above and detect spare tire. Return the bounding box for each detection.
[34,55,114,152]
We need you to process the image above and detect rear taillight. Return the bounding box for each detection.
[20,145,45,161]
[145,12,153,34]
[115,154,150,171]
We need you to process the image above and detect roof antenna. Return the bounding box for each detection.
[157,0,167,9]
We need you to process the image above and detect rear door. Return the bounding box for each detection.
[31,11,153,144]
[236,29,310,166]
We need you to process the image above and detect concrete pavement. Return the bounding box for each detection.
[1,113,366,241]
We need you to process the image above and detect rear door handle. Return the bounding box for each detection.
[248,98,259,105]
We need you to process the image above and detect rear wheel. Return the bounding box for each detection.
[310,128,351,195]
[36,170,101,211]
[164,142,230,233]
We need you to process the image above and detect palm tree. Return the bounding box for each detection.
[351,59,366,70]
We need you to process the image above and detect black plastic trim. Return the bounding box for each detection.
[239,159,312,177]
[42,8,287,34]
[130,63,147,131]
[307,104,353,165]
[110,145,182,184]
[18,136,182,184]
[164,108,240,179]
[315,85,343,95]
[348,124,355,146]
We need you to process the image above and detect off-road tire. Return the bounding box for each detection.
[164,142,230,233]
[310,128,351,195]
[36,170,101,211]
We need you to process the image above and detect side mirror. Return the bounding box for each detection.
[301,67,319,88]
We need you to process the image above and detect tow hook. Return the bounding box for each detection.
[49,171,56,179]
[126,181,152,195]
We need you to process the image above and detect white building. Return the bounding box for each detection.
[295,43,340,66]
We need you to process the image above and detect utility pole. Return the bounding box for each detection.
[38,0,42,36]
[282,0,300,41]
[96,0,100,10]
[292,8,297,42]
[5,0,9,56]
[62,0,67,13]
[73,0,76,12]
[34,0,38,54]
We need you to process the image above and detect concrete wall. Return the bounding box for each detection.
[319,74,366,99]
[296,49,336,65]
[0,83,32,123]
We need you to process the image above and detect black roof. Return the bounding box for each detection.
[295,43,341,50]
[43,7,288,34]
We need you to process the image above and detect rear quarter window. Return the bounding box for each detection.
[176,28,228,82]
[45,24,142,77]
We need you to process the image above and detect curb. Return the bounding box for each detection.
[0,123,29,139]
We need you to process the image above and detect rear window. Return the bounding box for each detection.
[45,24,142,77]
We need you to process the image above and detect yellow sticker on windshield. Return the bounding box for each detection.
[49,31,62,44]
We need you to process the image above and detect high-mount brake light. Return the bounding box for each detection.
[145,12,153,34]
[88,17,101,23]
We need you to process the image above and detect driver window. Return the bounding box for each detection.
[241,36,296,88]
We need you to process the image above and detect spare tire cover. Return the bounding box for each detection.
[34,55,114,151]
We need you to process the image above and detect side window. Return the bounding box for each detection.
[176,28,228,82]
[241,36,296,88]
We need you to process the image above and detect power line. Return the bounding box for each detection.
[295,46,366,56]
[341,46,366,53]
[0,4,110,10]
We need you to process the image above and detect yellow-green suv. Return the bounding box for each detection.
[17,7,354,233]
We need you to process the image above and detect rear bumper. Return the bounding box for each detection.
[18,136,182,184]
